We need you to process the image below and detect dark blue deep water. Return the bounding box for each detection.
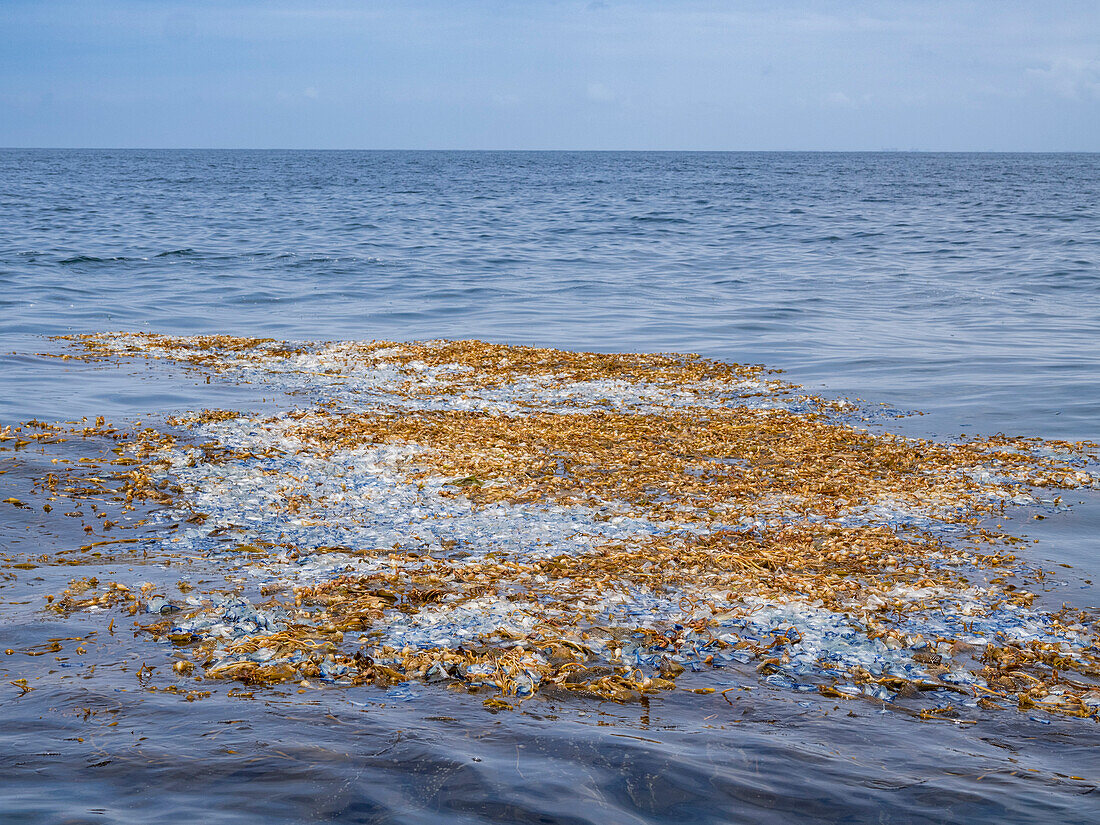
[1,151,1099,823]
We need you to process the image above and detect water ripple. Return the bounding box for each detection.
[1,149,1099,824]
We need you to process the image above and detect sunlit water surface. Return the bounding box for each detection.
[1,150,1099,824]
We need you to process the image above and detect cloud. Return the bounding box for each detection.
[820,91,874,108]
[586,82,616,103]
[1027,57,1100,99]
[3,0,1099,149]
[276,87,320,103]
[823,91,854,107]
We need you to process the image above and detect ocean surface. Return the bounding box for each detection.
[1,150,1099,823]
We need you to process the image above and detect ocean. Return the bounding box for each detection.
[1,150,1099,823]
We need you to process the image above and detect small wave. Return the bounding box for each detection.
[630,214,690,224]
[58,254,135,264]
[58,249,198,264]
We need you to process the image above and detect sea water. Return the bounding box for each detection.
[1,150,1099,824]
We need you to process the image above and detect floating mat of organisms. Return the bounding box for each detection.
[5,333,1100,717]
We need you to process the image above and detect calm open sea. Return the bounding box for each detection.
[1,150,1099,823]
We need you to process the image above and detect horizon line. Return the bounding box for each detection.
[3,146,1100,154]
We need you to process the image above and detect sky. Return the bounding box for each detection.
[1,0,1098,150]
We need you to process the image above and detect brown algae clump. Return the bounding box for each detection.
[7,333,1100,716]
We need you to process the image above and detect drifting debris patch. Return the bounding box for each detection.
[4,333,1098,717]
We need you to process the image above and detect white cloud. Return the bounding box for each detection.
[1026,57,1100,99]
[820,91,874,108]
[586,82,616,103]
[275,87,320,103]
[823,91,854,107]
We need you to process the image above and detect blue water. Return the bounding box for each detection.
[1,150,1099,823]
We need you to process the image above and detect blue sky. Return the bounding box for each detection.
[2,0,1098,150]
